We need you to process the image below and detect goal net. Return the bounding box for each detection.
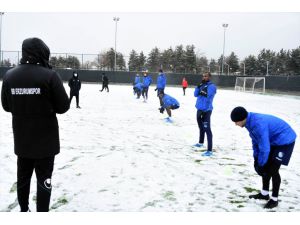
[235,77,265,94]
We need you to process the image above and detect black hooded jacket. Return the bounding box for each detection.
[102,74,109,85]
[1,37,70,158]
[68,72,81,95]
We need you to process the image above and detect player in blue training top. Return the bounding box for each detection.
[155,69,166,96]
[158,91,180,123]
[231,106,297,209]
[193,72,217,157]
[142,71,152,102]
[134,73,141,85]
[133,73,141,96]
[133,82,143,99]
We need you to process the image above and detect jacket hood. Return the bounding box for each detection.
[20,37,51,68]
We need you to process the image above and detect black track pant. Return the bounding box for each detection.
[261,145,285,198]
[259,142,295,198]
[101,84,109,92]
[196,110,213,151]
[17,156,55,212]
[142,87,149,99]
[183,87,187,95]
[262,162,281,198]
[156,88,164,96]
[69,94,79,107]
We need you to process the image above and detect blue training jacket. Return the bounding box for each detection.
[134,76,141,85]
[134,82,143,91]
[194,81,217,111]
[156,73,167,89]
[142,76,152,88]
[162,94,180,108]
[245,112,297,166]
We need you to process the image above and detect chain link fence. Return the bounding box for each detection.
[0,50,221,74]
[0,50,129,70]
[0,50,211,74]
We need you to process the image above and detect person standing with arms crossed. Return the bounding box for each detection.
[1,37,70,212]
[193,72,217,157]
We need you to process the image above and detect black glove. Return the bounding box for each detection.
[199,90,207,97]
[199,85,208,97]
[159,107,165,114]
[154,88,158,91]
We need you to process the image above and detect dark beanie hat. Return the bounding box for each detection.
[231,107,248,122]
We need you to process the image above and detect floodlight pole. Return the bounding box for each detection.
[241,62,245,75]
[113,17,120,72]
[221,23,228,75]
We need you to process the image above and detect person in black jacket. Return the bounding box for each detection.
[100,72,109,92]
[68,71,81,108]
[1,37,70,212]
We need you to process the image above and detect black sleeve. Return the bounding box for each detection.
[50,72,70,114]
[1,78,11,112]
[79,80,81,90]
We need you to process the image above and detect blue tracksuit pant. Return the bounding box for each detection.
[197,110,213,151]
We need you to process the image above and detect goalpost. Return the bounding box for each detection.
[234,77,265,94]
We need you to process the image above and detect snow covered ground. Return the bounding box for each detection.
[1,82,300,212]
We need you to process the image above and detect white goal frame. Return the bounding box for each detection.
[234,77,265,94]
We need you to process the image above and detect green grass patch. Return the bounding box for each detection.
[9,182,17,193]
[141,200,161,209]
[6,198,18,211]
[229,190,237,195]
[230,200,245,204]
[51,196,69,210]
[244,187,259,193]
[194,159,202,164]
[57,197,68,204]
[58,165,71,170]
[221,158,235,161]
[162,191,177,201]
[219,163,246,166]
[144,201,156,207]
[70,156,80,162]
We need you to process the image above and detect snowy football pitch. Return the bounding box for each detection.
[1,82,300,212]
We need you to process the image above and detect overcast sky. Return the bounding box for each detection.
[1,3,300,64]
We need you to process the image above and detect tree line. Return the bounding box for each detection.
[1,46,299,75]
[126,45,300,76]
